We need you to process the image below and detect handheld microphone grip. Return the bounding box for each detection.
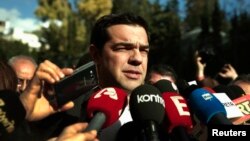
[116,121,145,141]
[171,126,191,141]
[208,112,232,125]
[143,121,160,141]
[85,87,127,131]
[85,112,106,132]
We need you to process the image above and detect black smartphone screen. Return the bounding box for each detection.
[54,61,98,107]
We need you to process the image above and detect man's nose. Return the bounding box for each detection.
[129,49,143,65]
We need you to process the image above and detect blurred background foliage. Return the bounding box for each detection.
[1,0,250,81]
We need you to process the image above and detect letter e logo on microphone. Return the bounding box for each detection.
[94,87,118,100]
[170,96,190,116]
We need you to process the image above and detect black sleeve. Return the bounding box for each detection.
[0,90,26,136]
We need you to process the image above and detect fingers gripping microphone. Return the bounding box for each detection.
[182,85,232,125]
[129,84,165,141]
[85,87,127,131]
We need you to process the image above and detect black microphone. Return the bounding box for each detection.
[153,79,178,93]
[129,84,165,141]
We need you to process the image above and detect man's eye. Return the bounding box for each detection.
[140,49,149,54]
[117,47,127,50]
[114,46,131,51]
[114,48,125,51]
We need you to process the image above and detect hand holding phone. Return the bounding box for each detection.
[53,61,98,108]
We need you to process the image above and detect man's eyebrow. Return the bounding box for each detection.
[111,42,134,47]
[111,42,149,48]
[140,45,150,49]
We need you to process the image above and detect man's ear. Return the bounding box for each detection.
[89,44,101,64]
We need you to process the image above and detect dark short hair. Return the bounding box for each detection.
[90,12,149,50]
[147,64,178,82]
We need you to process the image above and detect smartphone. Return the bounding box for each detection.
[53,61,98,107]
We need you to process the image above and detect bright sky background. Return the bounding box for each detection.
[0,0,40,32]
[0,0,249,32]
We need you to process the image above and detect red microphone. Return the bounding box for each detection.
[154,80,193,141]
[162,92,193,134]
[85,87,127,131]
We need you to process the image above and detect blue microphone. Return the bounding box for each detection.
[182,85,232,125]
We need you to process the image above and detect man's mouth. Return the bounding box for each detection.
[123,70,141,79]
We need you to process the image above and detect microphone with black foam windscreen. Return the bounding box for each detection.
[154,80,193,141]
[181,84,232,125]
[85,87,127,132]
[153,79,178,93]
[129,84,165,141]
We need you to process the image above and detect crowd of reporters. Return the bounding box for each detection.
[1,12,250,141]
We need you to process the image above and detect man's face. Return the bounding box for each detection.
[12,59,36,92]
[93,24,149,92]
